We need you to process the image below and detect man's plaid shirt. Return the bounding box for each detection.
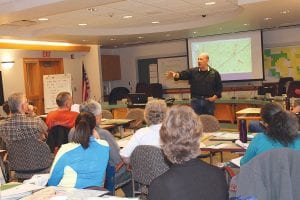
[0,113,47,145]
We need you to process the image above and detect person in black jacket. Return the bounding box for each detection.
[166,53,222,115]
[148,105,228,200]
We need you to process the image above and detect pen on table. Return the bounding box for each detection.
[208,142,223,147]
[200,135,211,142]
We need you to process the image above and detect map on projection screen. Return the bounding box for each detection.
[264,47,300,81]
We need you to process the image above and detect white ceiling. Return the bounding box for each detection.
[0,0,299,48]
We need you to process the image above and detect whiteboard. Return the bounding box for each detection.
[43,74,72,113]
[157,56,189,89]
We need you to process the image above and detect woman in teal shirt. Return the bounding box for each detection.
[241,103,300,165]
[48,112,109,188]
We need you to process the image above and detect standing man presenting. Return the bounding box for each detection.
[166,53,222,115]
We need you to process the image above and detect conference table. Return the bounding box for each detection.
[101,119,134,138]
[236,107,261,132]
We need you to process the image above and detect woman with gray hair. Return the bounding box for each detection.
[120,99,167,163]
[149,105,228,200]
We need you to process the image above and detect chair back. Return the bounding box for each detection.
[46,125,70,153]
[199,114,220,132]
[126,108,145,130]
[136,82,151,97]
[7,138,52,180]
[130,145,169,186]
[150,83,163,99]
[109,87,130,105]
[230,148,300,200]
[102,110,113,119]
[287,81,300,98]
[278,77,294,96]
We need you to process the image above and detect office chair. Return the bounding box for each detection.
[199,114,222,163]
[278,77,294,96]
[126,108,145,131]
[46,125,70,153]
[287,81,300,98]
[136,82,151,97]
[6,138,52,180]
[109,87,130,105]
[102,109,113,119]
[104,163,131,196]
[229,148,300,200]
[130,145,169,198]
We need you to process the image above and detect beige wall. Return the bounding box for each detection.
[0,45,102,114]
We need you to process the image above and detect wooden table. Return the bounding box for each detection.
[101,119,134,138]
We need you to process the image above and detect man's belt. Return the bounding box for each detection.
[192,96,210,100]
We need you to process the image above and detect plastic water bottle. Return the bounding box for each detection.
[239,119,247,143]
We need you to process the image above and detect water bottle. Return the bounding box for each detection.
[285,96,290,111]
[239,119,247,143]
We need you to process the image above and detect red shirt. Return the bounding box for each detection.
[46,109,78,129]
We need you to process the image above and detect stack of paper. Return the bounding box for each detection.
[235,140,249,149]
[1,183,44,200]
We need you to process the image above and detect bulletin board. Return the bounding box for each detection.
[43,74,72,113]
[157,56,189,89]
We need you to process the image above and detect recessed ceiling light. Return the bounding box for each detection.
[110,38,116,41]
[205,1,216,5]
[193,31,197,34]
[87,8,96,12]
[137,36,144,39]
[123,15,133,19]
[280,10,290,14]
[243,23,249,26]
[151,21,160,24]
[38,18,48,21]
[264,17,272,21]
[78,23,87,26]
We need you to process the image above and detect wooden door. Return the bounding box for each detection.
[23,58,64,114]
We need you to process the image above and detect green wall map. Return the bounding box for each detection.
[264,47,300,80]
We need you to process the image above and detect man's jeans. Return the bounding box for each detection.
[191,98,215,115]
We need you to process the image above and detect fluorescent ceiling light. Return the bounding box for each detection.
[123,15,133,19]
[78,23,87,26]
[151,21,160,24]
[205,1,216,5]
[38,18,48,21]
[0,39,75,46]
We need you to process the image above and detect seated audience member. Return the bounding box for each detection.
[148,105,228,200]
[69,99,132,196]
[120,99,167,163]
[0,92,48,149]
[241,105,300,165]
[2,101,10,117]
[46,92,78,129]
[48,112,109,188]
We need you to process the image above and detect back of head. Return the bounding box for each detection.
[8,93,24,114]
[80,99,102,117]
[260,102,283,124]
[56,92,71,108]
[2,101,10,115]
[267,111,299,146]
[73,112,96,149]
[160,105,203,164]
[144,99,167,125]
